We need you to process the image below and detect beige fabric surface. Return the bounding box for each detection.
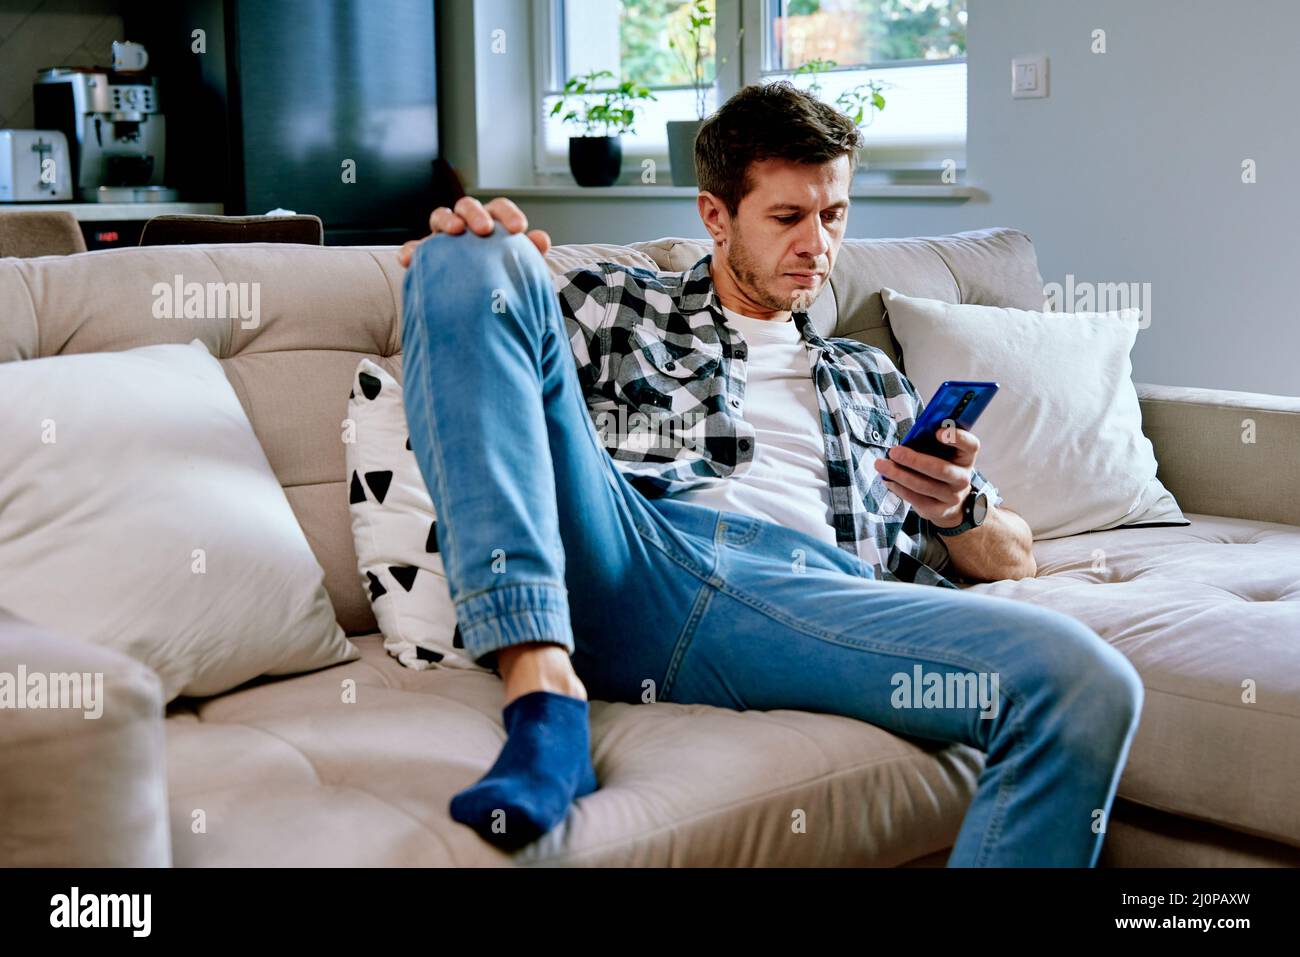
[1136,382,1300,528]
[154,512,1300,866]
[0,612,171,866]
[163,630,983,867]
[1100,799,1300,867]
[970,513,1300,847]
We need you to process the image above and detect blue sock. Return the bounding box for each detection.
[449,690,599,851]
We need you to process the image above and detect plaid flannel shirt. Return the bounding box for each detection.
[552,253,1003,588]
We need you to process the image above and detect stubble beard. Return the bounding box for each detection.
[725,228,819,315]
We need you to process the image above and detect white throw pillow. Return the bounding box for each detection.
[345,359,486,672]
[0,339,358,700]
[881,288,1187,540]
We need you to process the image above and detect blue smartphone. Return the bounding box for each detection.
[899,381,999,461]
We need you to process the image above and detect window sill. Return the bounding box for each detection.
[469,184,980,201]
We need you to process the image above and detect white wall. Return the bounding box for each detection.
[449,0,1300,395]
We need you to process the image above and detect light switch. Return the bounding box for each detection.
[1012,54,1048,98]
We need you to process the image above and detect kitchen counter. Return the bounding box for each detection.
[0,202,223,221]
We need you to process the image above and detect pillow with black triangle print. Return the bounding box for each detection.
[345,358,488,672]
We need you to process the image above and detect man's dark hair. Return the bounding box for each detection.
[694,81,863,216]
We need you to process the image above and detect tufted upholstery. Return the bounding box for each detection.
[970,515,1300,850]
[2,229,1298,867]
[161,634,984,866]
[152,513,1298,865]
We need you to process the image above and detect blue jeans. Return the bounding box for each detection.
[400,224,1145,867]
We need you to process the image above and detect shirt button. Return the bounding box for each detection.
[664,360,677,371]
[735,348,747,360]
[729,397,741,409]
[871,429,882,441]
[738,438,752,452]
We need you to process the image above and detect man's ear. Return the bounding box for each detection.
[697,191,730,246]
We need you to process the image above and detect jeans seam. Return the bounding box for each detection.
[715,514,761,547]
[658,578,716,702]
[971,713,1025,866]
[711,576,1035,705]
[405,261,465,607]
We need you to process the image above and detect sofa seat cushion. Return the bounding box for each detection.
[164,633,983,866]
[968,513,1300,848]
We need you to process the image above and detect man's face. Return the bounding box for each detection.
[717,155,851,313]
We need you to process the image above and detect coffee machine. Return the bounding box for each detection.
[33,45,175,203]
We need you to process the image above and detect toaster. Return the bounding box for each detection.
[0,129,73,201]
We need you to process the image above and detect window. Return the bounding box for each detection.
[538,0,966,180]
[756,0,967,172]
[537,0,724,177]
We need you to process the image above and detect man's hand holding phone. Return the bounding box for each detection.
[873,424,979,530]
[397,196,551,269]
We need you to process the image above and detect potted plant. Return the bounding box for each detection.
[666,0,715,186]
[793,58,887,172]
[792,57,838,98]
[794,58,887,125]
[551,69,657,187]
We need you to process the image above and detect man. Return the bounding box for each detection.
[396,82,1143,865]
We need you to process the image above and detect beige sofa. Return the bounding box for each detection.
[2,228,1297,867]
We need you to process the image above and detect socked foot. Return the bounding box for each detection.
[449,642,597,851]
[449,689,599,851]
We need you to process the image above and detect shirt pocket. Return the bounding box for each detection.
[616,325,721,407]
[842,401,905,516]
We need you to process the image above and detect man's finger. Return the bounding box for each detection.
[526,228,551,257]
[885,444,967,485]
[882,479,945,513]
[429,206,465,235]
[453,195,492,234]
[877,457,963,502]
[935,425,979,457]
[397,239,423,268]
[484,196,528,233]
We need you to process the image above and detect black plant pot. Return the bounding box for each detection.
[568,136,623,187]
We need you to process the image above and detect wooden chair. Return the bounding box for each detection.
[0,210,87,257]
[138,213,325,246]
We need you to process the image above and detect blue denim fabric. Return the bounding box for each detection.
[400,224,1144,867]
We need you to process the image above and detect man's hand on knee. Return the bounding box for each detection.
[398,196,551,268]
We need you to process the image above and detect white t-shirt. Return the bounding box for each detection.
[672,304,837,546]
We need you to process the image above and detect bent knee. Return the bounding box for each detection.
[1016,606,1142,713]
[409,222,541,281]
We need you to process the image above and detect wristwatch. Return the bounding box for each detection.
[935,486,991,537]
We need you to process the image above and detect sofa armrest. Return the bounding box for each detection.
[1137,382,1300,527]
[0,611,171,866]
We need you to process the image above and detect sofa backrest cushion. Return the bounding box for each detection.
[624,227,1046,370]
[0,244,402,635]
[0,227,1044,634]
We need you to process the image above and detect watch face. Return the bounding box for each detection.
[972,491,989,525]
